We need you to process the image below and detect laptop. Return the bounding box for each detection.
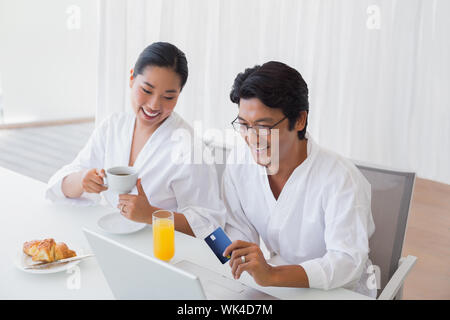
[83,228,278,300]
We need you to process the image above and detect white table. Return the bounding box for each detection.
[0,167,373,300]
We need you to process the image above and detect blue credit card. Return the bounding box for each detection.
[204,227,232,264]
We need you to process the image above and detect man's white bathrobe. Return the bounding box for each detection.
[222,132,377,297]
[46,111,226,238]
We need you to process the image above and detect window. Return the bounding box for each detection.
[0,0,99,125]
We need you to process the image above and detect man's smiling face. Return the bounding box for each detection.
[238,97,300,168]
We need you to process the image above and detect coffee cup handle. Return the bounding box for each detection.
[102,172,108,188]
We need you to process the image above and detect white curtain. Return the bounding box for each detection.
[96,0,450,185]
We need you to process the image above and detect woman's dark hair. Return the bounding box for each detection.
[230,61,309,140]
[133,42,188,90]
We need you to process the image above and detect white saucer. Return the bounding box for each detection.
[97,212,147,235]
[15,248,84,274]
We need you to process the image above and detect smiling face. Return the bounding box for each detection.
[238,98,306,168]
[129,65,181,129]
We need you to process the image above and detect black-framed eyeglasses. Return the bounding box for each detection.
[231,116,287,136]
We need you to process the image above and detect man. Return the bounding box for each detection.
[221,61,376,297]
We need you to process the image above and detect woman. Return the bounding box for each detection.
[46,42,226,238]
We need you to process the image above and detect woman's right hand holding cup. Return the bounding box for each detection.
[81,168,108,194]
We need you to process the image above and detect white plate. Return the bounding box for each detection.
[15,248,84,274]
[97,212,147,235]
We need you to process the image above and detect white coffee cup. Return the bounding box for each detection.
[104,166,138,194]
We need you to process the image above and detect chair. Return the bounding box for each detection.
[355,162,417,300]
[207,141,418,299]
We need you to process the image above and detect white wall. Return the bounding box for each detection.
[0,0,98,123]
[167,0,450,185]
[71,0,450,185]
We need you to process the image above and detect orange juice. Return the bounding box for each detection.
[153,218,175,261]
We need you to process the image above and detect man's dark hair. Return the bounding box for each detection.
[133,42,188,90]
[230,61,309,140]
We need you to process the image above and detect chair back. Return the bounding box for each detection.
[355,163,415,296]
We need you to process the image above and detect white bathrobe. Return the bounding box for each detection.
[46,111,226,238]
[222,132,377,297]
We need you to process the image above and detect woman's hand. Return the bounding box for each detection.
[81,168,108,194]
[223,240,274,287]
[117,179,154,224]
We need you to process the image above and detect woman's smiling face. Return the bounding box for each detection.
[129,65,182,128]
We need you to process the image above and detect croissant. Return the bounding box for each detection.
[23,240,41,257]
[32,238,56,262]
[55,242,76,261]
[23,238,76,263]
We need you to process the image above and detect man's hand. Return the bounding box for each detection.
[223,240,274,287]
[117,179,154,224]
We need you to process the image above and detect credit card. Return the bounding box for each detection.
[204,227,232,264]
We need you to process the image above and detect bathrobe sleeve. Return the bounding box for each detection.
[221,166,260,244]
[170,161,228,239]
[299,169,375,291]
[45,116,110,206]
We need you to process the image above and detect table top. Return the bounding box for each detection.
[0,166,373,300]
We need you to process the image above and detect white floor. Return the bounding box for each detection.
[0,122,94,183]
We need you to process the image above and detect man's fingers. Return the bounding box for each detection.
[229,248,253,278]
[223,240,253,257]
[235,261,253,279]
[230,256,244,277]
[229,247,252,262]
[231,257,252,279]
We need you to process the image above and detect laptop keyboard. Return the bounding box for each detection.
[174,260,245,293]
[174,260,279,300]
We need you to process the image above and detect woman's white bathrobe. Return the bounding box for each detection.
[46,111,227,238]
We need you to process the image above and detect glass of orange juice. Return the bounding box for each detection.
[152,210,175,261]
